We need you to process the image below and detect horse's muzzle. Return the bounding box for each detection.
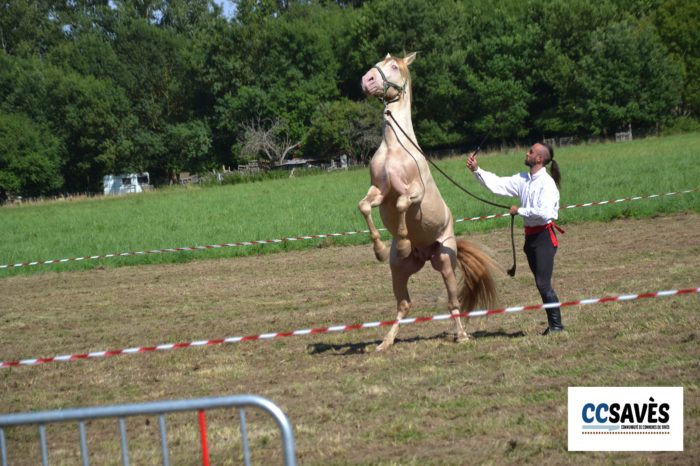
[361,71,381,96]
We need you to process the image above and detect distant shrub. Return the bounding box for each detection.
[661,117,700,135]
[200,167,328,187]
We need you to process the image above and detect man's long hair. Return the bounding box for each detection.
[542,142,560,188]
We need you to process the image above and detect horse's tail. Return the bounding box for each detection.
[455,239,499,312]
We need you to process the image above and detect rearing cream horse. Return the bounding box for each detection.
[359,53,498,351]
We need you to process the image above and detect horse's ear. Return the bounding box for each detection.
[404,52,417,66]
[385,53,392,60]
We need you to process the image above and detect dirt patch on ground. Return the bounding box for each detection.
[1,213,699,465]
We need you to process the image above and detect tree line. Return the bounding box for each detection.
[1,0,697,198]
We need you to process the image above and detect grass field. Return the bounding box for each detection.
[0,132,698,276]
[0,133,699,464]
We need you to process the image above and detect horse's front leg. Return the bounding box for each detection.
[395,194,412,259]
[431,239,469,342]
[358,185,389,262]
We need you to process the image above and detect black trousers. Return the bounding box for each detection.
[524,229,563,328]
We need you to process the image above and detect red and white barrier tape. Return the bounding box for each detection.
[453,188,699,223]
[1,188,697,270]
[1,287,697,369]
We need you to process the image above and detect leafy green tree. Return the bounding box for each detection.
[458,5,540,143]
[526,0,684,137]
[130,129,167,178]
[203,1,344,164]
[213,86,275,166]
[527,0,621,136]
[302,98,382,162]
[0,0,695,197]
[160,0,223,36]
[0,52,136,192]
[163,120,213,178]
[345,0,538,146]
[652,0,700,116]
[111,0,168,22]
[46,69,136,191]
[466,75,532,141]
[106,13,202,180]
[632,22,684,128]
[0,0,63,56]
[240,3,341,137]
[577,21,682,135]
[46,31,125,83]
[0,53,49,126]
[112,17,192,127]
[0,112,63,199]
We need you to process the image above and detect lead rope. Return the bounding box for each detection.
[385,109,518,276]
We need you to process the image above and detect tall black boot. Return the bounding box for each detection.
[542,290,564,334]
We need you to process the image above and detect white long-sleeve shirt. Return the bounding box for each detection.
[473,167,559,227]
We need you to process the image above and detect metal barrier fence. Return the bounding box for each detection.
[0,394,296,466]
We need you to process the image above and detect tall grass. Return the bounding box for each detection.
[1,133,698,276]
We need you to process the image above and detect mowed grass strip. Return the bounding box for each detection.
[1,132,698,276]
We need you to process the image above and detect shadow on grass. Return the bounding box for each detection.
[472,329,526,339]
[307,330,525,355]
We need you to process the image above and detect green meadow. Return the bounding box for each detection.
[1,132,699,276]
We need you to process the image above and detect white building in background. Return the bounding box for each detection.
[103,172,151,195]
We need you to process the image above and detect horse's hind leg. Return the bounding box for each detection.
[431,239,469,342]
[377,247,424,351]
[376,289,410,352]
[358,185,389,262]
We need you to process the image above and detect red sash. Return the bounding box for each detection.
[524,221,565,247]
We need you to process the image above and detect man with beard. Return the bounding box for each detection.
[466,143,565,334]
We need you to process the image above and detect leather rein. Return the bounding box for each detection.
[374,67,517,276]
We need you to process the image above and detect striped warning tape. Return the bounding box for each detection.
[1,287,697,369]
[454,188,699,223]
[1,189,697,270]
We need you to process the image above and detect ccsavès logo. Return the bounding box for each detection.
[568,387,683,451]
[582,397,670,431]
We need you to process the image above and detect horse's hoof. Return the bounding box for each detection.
[455,333,470,343]
[376,341,392,352]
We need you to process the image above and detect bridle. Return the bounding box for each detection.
[372,64,407,105]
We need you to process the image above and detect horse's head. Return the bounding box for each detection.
[361,52,416,103]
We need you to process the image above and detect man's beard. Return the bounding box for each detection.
[524,158,534,168]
